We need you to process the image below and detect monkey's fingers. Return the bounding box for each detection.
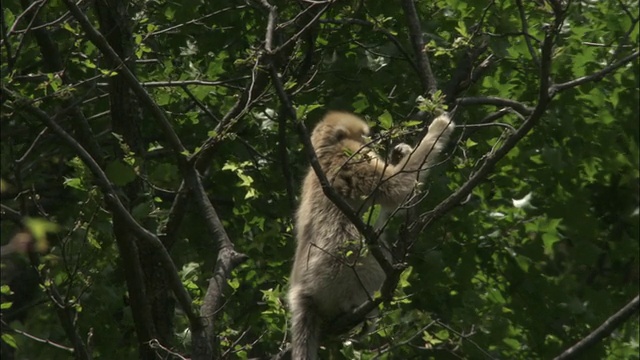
[428,114,455,135]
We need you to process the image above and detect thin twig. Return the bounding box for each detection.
[11,0,47,68]
[16,127,48,164]
[0,204,23,225]
[461,121,516,133]
[7,0,46,37]
[96,78,250,88]
[2,320,75,353]
[272,2,330,54]
[435,320,496,360]
[148,5,247,36]
[457,96,534,116]
[148,339,189,360]
[320,18,421,76]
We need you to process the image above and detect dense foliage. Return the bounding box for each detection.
[1,0,638,359]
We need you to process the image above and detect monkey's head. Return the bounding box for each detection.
[312,111,370,148]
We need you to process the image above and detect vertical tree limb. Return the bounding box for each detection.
[400,0,438,95]
[3,89,203,335]
[93,0,161,356]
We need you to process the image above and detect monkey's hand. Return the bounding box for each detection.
[389,143,414,166]
[428,113,455,137]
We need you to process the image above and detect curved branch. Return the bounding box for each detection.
[457,96,534,116]
[0,321,75,353]
[419,4,564,231]
[554,295,640,360]
[550,50,639,96]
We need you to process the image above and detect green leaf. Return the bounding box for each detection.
[378,110,393,130]
[24,217,60,252]
[63,177,85,191]
[515,255,530,272]
[503,338,521,350]
[401,120,422,127]
[164,7,175,20]
[105,160,137,186]
[295,104,322,119]
[487,288,506,304]
[542,232,560,257]
[352,94,369,113]
[1,334,17,349]
[362,204,381,225]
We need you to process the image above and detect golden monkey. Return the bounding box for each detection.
[288,111,455,359]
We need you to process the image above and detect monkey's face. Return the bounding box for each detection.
[335,120,369,144]
[311,112,372,149]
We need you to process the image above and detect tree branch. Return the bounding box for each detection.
[418,1,565,231]
[0,203,23,225]
[190,168,248,360]
[62,0,186,152]
[457,96,534,116]
[277,106,297,212]
[550,50,639,96]
[2,87,203,334]
[553,295,640,360]
[148,5,247,36]
[259,0,398,339]
[400,0,438,95]
[515,0,540,66]
[97,78,250,88]
[1,321,75,354]
[320,18,420,76]
[442,42,491,101]
[61,6,252,357]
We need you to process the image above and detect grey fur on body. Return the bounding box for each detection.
[288,111,455,359]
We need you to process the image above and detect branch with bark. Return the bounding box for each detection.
[60,2,253,357]
[400,0,438,95]
[420,38,638,233]
[3,87,200,329]
[554,295,640,360]
[457,96,534,116]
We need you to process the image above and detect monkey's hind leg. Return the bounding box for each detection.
[289,291,321,360]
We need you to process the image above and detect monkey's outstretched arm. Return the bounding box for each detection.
[341,114,454,207]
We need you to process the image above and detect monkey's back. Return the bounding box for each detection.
[290,164,385,320]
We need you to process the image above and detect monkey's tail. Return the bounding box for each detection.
[290,292,320,360]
